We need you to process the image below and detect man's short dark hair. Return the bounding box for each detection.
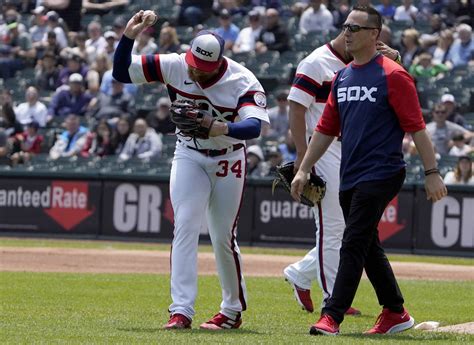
[352,5,382,29]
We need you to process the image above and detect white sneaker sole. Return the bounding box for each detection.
[387,317,415,334]
[310,326,339,336]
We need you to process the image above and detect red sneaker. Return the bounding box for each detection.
[345,307,362,316]
[365,308,415,334]
[310,314,340,336]
[200,313,242,330]
[285,279,314,313]
[164,313,192,330]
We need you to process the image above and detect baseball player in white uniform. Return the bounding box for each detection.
[284,31,400,315]
[113,11,269,330]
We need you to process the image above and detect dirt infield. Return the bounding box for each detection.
[1,247,473,280]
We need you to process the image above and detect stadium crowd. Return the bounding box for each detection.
[0,0,473,184]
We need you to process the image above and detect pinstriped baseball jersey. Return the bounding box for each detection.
[127,53,269,150]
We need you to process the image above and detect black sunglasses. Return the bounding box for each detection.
[342,24,380,33]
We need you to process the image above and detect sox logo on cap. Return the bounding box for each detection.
[185,30,225,72]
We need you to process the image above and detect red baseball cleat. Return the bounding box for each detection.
[310,314,340,336]
[364,308,415,334]
[345,307,362,316]
[285,279,314,313]
[200,313,242,330]
[164,313,192,330]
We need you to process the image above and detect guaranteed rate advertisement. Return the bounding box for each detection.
[0,179,100,234]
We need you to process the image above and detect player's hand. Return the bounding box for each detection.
[124,10,158,40]
[425,173,448,202]
[198,119,224,137]
[376,41,398,61]
[291,170,308,203]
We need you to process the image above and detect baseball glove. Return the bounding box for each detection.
[169,99,216,140]
[272,162,326,207]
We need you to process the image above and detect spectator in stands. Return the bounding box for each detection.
[57,53,89,87]
[264,91,289,138]
[251,0,282,10]
[255,8,290,53]
[157,26,182,54]
[449,133,473,157]
[103,31,117,61]
[0,21,36,79]
[45,11,68,49]
[446,24,474,68]
[426,103,472,154]
[400,28,423,68]
[119,118,162,161]
[246,144,264,177]
[441,93,470,129]
[432,29,454,65]
[10,121,43,166]
[299,0,335,35]
[34,30,61,59]
[48,73,93,120]
[14,87,48,127]
[89,53,112,86]
[49,114,89,160]
[262,145,283,176]
[378,24,398,50]
[375,0,396,19]
[100,69,138,97]
[409,52,449,78]
[85,21,107,64]
[1,103,23,137]
[82,0,129,15]
[35,51,60,92]
[110,115,132,155]
[29,6,48,44]
[112,16,127,38]
[131,27,156,55]
[331,0,350,29]
[0,129,8,161]
[61,31,88,63]
[419,14,445,51]
[278,129,297,163]
[81,119,114,158]
[393,0,419,25]
[443,155,473,185]
[177,0,213,27]
[233,10,262,54]
[87,78,135,122]
[146,97,176,135]
[214,9,240,52]
[0,89,14,107]
[42,0,83,32]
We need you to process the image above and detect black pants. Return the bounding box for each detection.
[322,169,406,324]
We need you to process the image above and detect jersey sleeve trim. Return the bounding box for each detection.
[141,54,164,83]
[292,73,332,103]
[237,90,267,110]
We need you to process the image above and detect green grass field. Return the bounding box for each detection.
[1,273,473,344]
[1,237,473,344]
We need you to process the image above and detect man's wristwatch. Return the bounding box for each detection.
[394,51,402,65]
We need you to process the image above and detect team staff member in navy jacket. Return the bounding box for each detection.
[291,6,447,336]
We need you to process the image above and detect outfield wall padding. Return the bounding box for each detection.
[0,175,472,257]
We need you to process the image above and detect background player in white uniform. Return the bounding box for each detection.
[284,31,400,314]
[113,11,269,330]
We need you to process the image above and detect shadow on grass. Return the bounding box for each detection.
[341,332,458,341]
[118,327,261,335]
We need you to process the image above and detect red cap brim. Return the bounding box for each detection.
[185,49,220,72]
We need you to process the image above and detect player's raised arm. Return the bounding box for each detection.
[112,10,158,84]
